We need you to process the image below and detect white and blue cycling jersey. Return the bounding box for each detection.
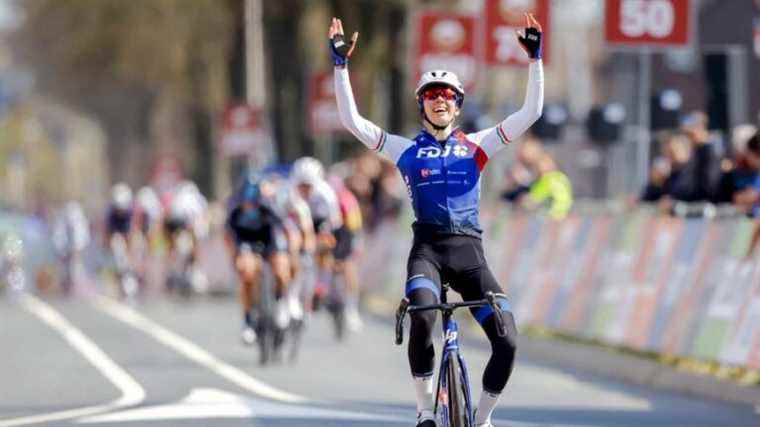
[334,62,544,237]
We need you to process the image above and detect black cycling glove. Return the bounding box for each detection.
[330,34,354,66]
[517,27,542,60]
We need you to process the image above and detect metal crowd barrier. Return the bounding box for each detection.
[358,204,760,370]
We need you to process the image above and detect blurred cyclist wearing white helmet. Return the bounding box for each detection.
[330,13,544,427]
[136,186,162,236]
[292,157,342,234]
[291,157,343,311]
[106,182,137,298]
[107,182,134,238]
[164,180,209,294]
[53,201,91,295]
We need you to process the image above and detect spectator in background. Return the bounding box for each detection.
[713,127,759,206]
[500,137,572,219]
[524,154,573,220]
[640,157,671,202]
[670,111,722,202]
[501,137,542,204]
[730,132,760,217]
[643,116,722,213]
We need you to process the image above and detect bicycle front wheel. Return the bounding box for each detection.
[446,355,469,427]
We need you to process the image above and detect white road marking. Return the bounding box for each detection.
[77,388,407,423]
[93,295,306,403]
[0,295,145,427]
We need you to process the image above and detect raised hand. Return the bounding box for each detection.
[329,17,359,67]
[516,13,543,60]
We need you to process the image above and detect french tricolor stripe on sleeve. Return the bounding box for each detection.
[496,124,510,145]
[374,131,387,152]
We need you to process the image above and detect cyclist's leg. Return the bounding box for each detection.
[452,241,517,426]
[235,244,263,338]
[334,227,362,330]
[405,247,443,422]
[267,226,292,330]
[268,251,291,299]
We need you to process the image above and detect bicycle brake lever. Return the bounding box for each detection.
[395,297,409,346]
[485,292,508,337]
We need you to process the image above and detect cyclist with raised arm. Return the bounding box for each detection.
[329,14,544,427]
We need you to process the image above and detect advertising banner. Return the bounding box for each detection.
[218,104,272,161]
[413,11,479,91]
[623,216,683,349]
[605,0,691,47]
[309,71,345,136]
[483,0,551,66]
[560,216,614,334]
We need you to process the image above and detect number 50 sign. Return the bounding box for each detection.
[605,0,690,46]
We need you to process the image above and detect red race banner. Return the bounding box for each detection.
[483,0,551,66]
[605,0,690,47]
[218,104,271,157]
[309,71,344,136]
[414,11,478,91]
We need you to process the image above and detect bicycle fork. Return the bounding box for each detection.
[434,315,474,426]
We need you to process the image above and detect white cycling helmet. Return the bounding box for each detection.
[137,186,161,218]
[111,182,133,210]
[292,157,324,185]
[415,70,465,104]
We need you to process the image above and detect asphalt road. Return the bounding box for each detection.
[1,293,757,427]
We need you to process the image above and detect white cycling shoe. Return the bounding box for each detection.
[415,410,438,427]
[241,326,257,346]
[473,409,494,426]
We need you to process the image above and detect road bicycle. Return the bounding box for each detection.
[395,284,508,427]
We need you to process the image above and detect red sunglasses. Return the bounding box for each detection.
[421,87,458,102]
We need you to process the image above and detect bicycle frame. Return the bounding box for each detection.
[395,287,508,427]
[435,309,475,427]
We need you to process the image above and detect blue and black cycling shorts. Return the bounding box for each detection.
[404,230,509,319]
[233,224,288,257]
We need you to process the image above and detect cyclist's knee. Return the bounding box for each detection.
[409,310,436,335]
[488,311,518,355]
[405,276,440,304]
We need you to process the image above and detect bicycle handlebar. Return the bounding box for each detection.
[394,291,509,345]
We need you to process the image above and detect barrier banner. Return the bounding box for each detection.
[527,217,582,324]
[546,216,594,329]
[590,210,651,343]
[559,216,614,334]
[721,263,760,367]
[659,220,722,356]
[359,206,759,368]
[623,215,684,349]
[692,220,755,361]
[500,216,546,314]
[515,218,562,324]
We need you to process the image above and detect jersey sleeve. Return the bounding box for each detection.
[467,60,544,160]
[334,67,413,163]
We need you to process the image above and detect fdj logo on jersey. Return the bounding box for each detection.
[416,145,468,159]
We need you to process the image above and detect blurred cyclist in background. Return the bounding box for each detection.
[52,201,91,295]
[271,175,316,337]
[328,173,364,331]
[164,181,209,295]
[226,174,292,345]
[106,182,138,298]
[0,231,26,295]
[135,186,163,245]
[133,186,163,289]
[291,157,343,313]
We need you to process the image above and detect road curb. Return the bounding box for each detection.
[365,294,760,408]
